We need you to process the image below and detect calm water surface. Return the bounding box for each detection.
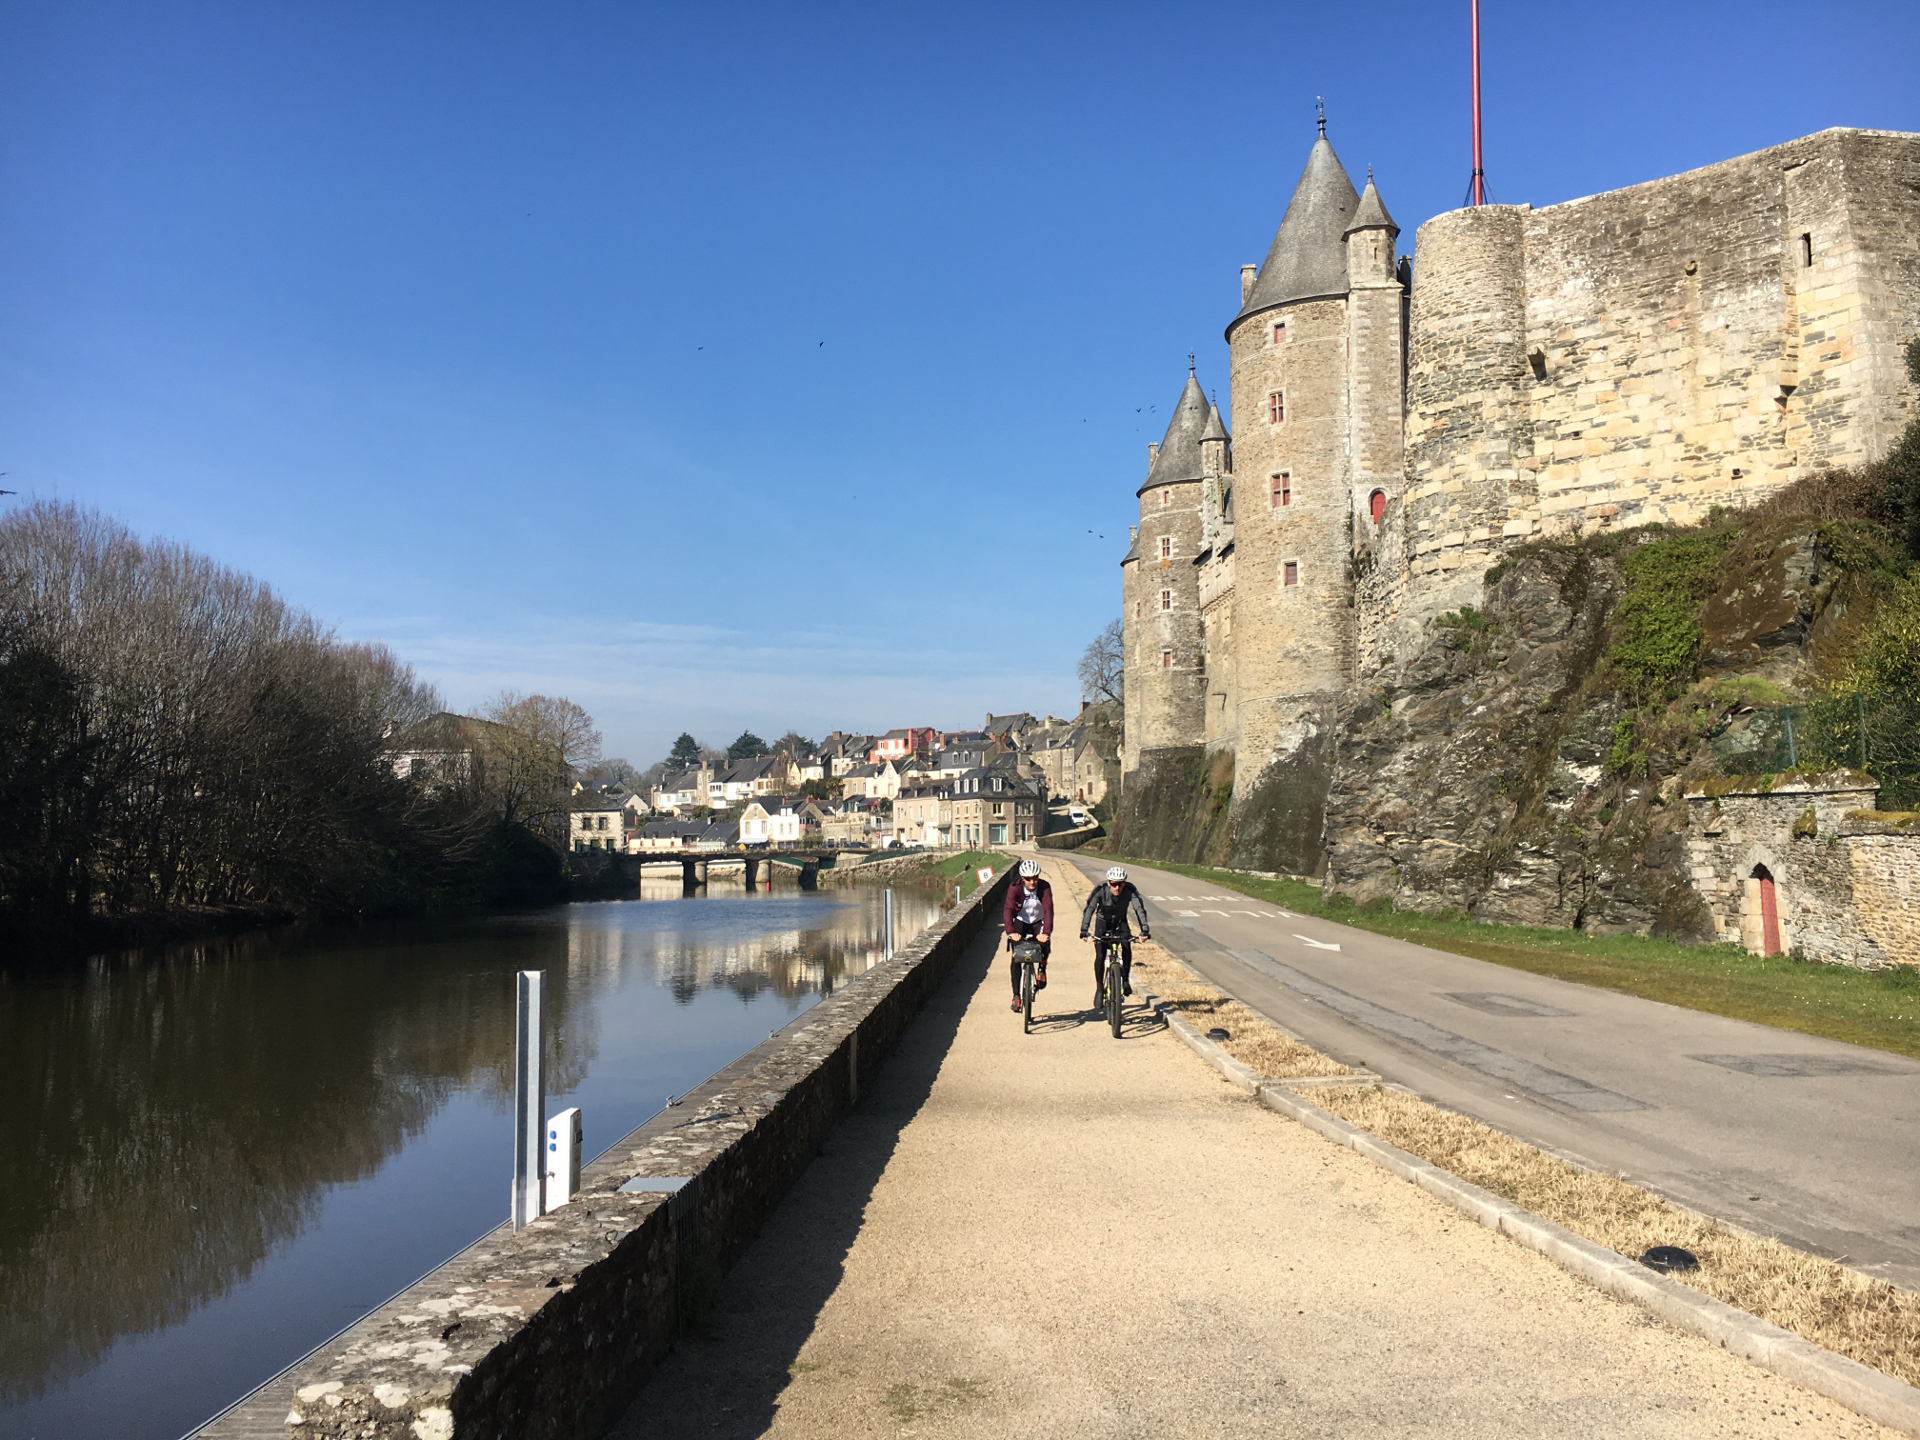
[0,872,952,1440]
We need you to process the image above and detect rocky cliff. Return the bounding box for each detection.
[1323,507,1909,934]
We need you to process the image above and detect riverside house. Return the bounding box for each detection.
[570,791,628,852]
[949,769,1039,847]
[740,799,804,847]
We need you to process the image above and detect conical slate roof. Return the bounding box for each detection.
[1201,402,1229,443]
[1141,375,1212,493]
[1234,134,1360,327]
[1345,176,1397,236]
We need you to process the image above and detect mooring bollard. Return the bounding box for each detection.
[545,1106,581,1211]
[883,888,895,960]
[511,970,546,1229]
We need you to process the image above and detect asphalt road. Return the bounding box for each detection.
[1062,853,1920,1291]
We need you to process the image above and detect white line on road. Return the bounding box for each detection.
[1294,934,1342,951]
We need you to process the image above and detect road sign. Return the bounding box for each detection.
[976,866,994,885]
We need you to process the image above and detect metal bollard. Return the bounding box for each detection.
[883,888,895,960]
[511,970,546,1229]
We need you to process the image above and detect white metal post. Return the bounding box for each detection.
[545,1106,582,1211]
[883,888,894,960]
[512,970,546,1229]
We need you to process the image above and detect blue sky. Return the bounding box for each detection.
[4,2,1917,765]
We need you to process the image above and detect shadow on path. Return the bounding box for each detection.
[608,925,998,1440]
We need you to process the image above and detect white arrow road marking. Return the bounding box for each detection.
[1202,909,1231,916]
[1294,934,1342,951]
[1175,909,1199,917]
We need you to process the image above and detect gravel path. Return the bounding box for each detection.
[609,856,1896,1439]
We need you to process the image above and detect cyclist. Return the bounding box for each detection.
[1080,865,1149,1007]
[1003,858,1053,1012]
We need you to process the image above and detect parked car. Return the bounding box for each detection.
[1069,807,1091,827]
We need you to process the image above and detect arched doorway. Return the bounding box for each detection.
[1752,864,1782,956]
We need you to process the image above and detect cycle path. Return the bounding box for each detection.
[1058,853,1920,1291]
[607,856,1894,1439]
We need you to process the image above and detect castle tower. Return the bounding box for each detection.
[1120,370,1214,775]
[1221,126,1403,867]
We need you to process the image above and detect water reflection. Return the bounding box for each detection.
[0,875,948,1438]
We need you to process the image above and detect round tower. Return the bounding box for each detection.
[1400,203,1532,641]
[1120,370,1214,775]
[1221,127,1361,867]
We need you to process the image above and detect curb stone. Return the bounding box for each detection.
[1157,1004,1920,1437]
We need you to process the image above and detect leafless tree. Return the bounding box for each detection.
[1078,618,1124,705]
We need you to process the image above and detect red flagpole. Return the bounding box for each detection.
[1469,0,1485,206]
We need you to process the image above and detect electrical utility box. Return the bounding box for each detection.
[545,1107,582,1212]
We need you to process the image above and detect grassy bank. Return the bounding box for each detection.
[1099,854,1920,1060]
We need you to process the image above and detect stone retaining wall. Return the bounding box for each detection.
[281,865,1016,1439]
[1683,774,1919,967]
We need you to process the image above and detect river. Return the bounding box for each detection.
[0,867,955,1440]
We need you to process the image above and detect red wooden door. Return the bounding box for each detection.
[1758,871,1781,956]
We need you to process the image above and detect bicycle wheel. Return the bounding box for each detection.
[1106,957,1122,1037]
[1022,962,1035,1034]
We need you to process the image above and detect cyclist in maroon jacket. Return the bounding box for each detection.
[1002,858,1052,1012]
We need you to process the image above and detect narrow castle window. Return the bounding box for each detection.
[1272,473,1291,508]
[1369,489,1386,524]
[1133,600,1142,619]
[1160,536,1172,560]
[1161,651,1172,670]
[1273,321,1288,345]
[1160,488,1171,506]
[1800,232,1813,268]
[1269,391,1285,424]
[1284,561,1299,587]
[1528,349,1547,382]
[1160,589,1172,611]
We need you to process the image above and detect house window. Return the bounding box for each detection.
[1160,488,1172,507]
[597,815,608,830]
[1159,536,1172,560]
[1273,321,1287,344]
[1161,650,1172,669]
[1269,391,1284,424]
[1272,473,1290,508]
[1284,561,1299,587]
[1369,489,1386,524]
[1161,589,1172,611]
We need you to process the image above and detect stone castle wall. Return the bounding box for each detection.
[1390,128,1920,657]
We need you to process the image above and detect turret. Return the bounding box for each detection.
[1220,121,1364,870]
[1120,366,1215,774]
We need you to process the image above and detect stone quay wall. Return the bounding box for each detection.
[280,865,1018,1440]
[1682,774,1919,967]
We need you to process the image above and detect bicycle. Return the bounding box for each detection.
[1010,938,1044,1034]
[1091,930,1135,1038]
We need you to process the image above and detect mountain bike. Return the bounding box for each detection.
[1102,940,1125,1038]
[1010,939,1044,1035]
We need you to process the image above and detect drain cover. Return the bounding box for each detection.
[1206,1027,1231,1042]
[1640,1245,1699,1274]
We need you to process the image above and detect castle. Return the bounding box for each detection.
[1120,123,1920,873]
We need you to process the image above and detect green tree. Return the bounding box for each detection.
[667,732,701,769]
[727,730,769,760]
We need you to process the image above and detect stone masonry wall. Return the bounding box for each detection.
[1394,129,1920,664]
[278,866,1017,1439]
[1845,820,1920,963]
[1683,777,1891,967]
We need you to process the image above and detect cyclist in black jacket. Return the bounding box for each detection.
[1079,865,1149,1008]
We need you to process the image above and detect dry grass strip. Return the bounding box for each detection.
[1313,1084,1920,1388]
[1129,947,1351,1080]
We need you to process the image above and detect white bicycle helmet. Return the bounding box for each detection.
[1105,866,1128,882]
[1018,858,1041,877]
